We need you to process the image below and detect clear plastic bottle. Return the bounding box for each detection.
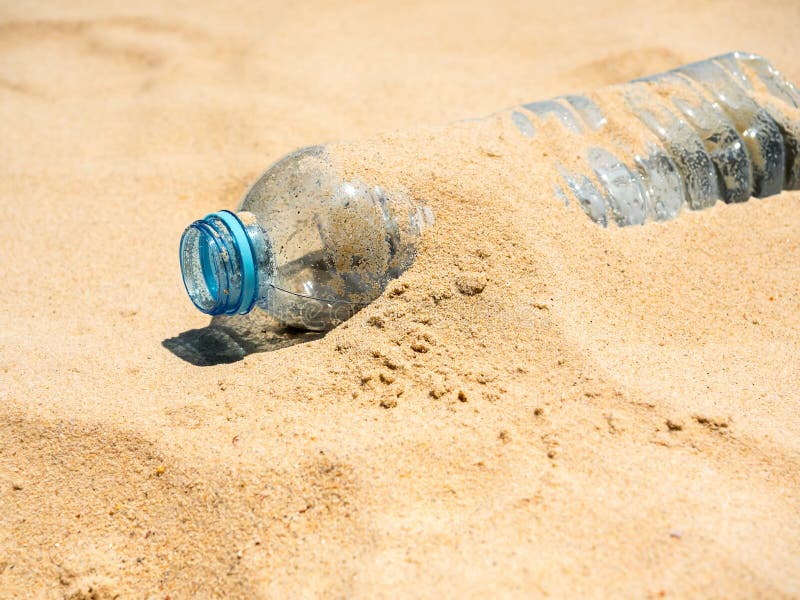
[180,146,434,330]
[180,51,800,330]
[537,52,800,226]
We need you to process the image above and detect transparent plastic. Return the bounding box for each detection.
[512,52,800,226]
[180,51,800,330]
[181,146,434,330]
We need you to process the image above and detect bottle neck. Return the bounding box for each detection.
[179,210,268,315]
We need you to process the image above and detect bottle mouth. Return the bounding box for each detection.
[179,210,258,315]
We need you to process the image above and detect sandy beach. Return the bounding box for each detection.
[1,0,799,597]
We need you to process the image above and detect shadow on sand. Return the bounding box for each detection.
[162,309,324,366]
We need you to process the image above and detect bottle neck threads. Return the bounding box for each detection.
[179,210,260,315]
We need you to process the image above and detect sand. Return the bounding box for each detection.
[2,0,799,597]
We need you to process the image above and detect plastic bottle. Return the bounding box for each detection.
[542,52,800,226]
[180,51,800,330]
[180,146,434,330]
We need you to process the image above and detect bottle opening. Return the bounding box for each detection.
[179,210,258,315]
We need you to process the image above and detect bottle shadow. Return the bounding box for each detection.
[162,309,324,366]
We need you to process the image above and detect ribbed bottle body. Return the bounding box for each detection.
[507,52,800,227]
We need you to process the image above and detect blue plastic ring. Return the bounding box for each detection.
[206,210,258,314]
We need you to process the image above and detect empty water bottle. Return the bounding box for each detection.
[529,52,800,226]
[180,146,434,330]
[180,51,800,330]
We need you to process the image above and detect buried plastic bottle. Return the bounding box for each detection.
[180,51,800,330]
